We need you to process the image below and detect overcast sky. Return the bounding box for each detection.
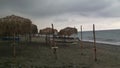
[0,0,120,31]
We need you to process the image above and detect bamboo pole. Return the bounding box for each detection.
[51,24,58,60]
[52,24,55,47]
[93,24,97,61]
[12,24,16,58]
[45,34,47,46]
[13,33,16,57]
[80,25,83,55]
[12,32,16,67]
[48,29,50,45]
[29,23,32,43]
[13,21,16,67]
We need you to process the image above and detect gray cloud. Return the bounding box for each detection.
[0,0,120,18]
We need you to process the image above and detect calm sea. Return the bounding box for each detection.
[73,29,120,45]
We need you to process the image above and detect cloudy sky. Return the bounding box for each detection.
[0,0,120,31]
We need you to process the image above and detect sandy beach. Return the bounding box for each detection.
[0,40,120,68]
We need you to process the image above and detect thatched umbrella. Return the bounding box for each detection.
[58,27,78,36]
[0,15,35,59]
[0,15,32,36]
[39,27,58,35]
[31,24,38,36]
[39,27,58,45]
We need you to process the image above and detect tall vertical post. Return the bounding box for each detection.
[51,24,58,60]
[45,34,48,46]
[48,29,50,44]
[52,24,55,47]
[80,26,83,44]
[29,23,32,43]
[80,25,83,55]
[13,33,16,58]
[74,26,76,38]
[11,20,16,67]
[93,24,97,61]
[12,21,16,59]
[13,28,16,67]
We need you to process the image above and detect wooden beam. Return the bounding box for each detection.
[52,24,55,47]
[51,24,58,60]
[80,26,82,47]
[93,24,97,61]
[80,25,83,55]
[13,32,16,58]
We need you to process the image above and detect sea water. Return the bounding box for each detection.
[72,29,120,45]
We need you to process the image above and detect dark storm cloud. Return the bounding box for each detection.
[0,0,120,18]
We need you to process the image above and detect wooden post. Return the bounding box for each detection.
[45,34,47,46]
[51,24,58,60]
[48,29,50,45]
[12,33,16,67]
[93,24,97,61]
[11,21,16,67]
[13,30,16,58]
[80,25,83,55]
[52,24,55,46]
[29,23,32,43]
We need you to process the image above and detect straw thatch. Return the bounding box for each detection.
[58,27,77,36]
[0,15,32,36]
[39,27,58,35]
[31,24,38,34]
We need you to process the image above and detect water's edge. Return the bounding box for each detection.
[83,39,120,46]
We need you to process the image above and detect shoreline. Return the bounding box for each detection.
[82,40,120,46]
[82,41,120,49]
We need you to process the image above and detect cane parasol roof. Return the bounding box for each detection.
[58,27,77,36]
[39,27,58,35]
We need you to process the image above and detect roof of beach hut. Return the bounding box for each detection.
[0,15,32,36]
[58,27,78,36]
[39,27,58,35]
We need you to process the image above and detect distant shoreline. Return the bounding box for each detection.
[82,40,120,46]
